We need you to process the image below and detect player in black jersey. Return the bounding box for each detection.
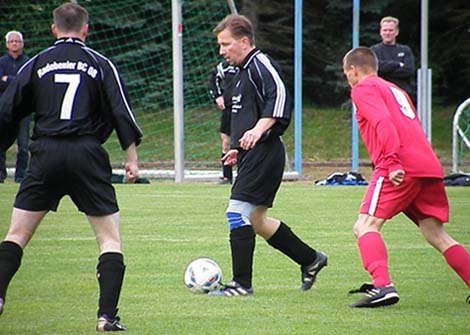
[208,60,238,184]
[209,14,327,297]
[0,3,142,331]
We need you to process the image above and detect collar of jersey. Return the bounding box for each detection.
[55,37,86,47]
[240,48,260,69]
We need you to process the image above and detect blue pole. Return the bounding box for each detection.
[351,0,360,171]
[294,0,303,175]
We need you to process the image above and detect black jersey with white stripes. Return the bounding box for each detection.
[208,59,238,108]
[229,48,291,150]
[0,37,142,150]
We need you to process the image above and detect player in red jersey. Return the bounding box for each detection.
[342,47,470,308]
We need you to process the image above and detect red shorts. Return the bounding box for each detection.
[360,174,449,224]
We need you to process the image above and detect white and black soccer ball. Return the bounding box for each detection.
[184,258,223,294]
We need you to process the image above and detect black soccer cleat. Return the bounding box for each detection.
[208,280,253,297]
[96,315,127,332]
[349,283,400,308]
[300,251,328,291]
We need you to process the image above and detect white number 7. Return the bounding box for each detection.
[55,73,81,120]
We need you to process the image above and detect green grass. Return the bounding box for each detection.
[0,182,469,334]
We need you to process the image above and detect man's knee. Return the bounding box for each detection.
[226,200,255,231]
[353,214,384,238]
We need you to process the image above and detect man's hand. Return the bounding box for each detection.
[222,149,238,166]
[239,129,263,150]
[125,161,139,183]
[215,96,225,110]
[125,143,139,183]
[389,169,405,187]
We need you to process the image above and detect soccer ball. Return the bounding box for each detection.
[184,258,223,294]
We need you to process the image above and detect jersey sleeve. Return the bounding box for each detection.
[252,55,291,138]
[208,62,223,101]
[255,57,288,120]
[352,84,403,173]
[101,59,143,150]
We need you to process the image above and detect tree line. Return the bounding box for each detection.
[1,0,469,107]
[235,0,470,106]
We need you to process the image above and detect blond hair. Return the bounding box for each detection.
[380,16,399,29]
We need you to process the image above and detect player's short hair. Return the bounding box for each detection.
[343,47,378,73]
[380,16,399,29]
[5,31,23,43]
[213,14,255,45]
[53,2,89,33]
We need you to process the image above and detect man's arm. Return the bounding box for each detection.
[374,44,414,79]
[239,117,276,150]
[124,142,139,183]
[101,58,143,150]
[0,59,9,93]
[208,62,224,102]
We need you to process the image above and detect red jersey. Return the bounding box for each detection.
[351,75,443,178]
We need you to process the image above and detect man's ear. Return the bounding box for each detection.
[51,24,58,38]
[82,24,89,39]
[240,36,251,48]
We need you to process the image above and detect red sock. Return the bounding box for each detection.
[443,244,470,288]
[357,231,391,287]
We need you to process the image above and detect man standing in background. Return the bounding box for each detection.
[0,31,31,183]
[208,59,238,184]
[371,16,415,103]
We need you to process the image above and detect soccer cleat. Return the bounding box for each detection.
[0,298,3,316]
[96,315,127,332]
[349,283,400,308]
[208,280,253,297]
[300,251,328,291]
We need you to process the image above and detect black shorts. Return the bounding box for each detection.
[230,137,285,207]
[219,108,231,135]
[14,136,119,216]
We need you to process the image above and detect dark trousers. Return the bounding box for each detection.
[0,116,31,182]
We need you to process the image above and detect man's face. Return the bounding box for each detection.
[6,33,24,54]
[217,29,247,66]
[379,21,399,45]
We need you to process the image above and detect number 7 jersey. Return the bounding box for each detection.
[351,75,443,178]
[0,37,142,151]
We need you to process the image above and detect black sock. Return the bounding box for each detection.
[0,241,23,301]
[221,153,233,180]
[267,222,316,266]
[223,164,233,181]
[230,225,255,288]
[96,252,125,319]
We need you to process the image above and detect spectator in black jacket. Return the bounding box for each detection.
[0,31,31,183]
[371,16,415,102]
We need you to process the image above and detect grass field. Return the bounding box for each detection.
[0,182,469,334]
